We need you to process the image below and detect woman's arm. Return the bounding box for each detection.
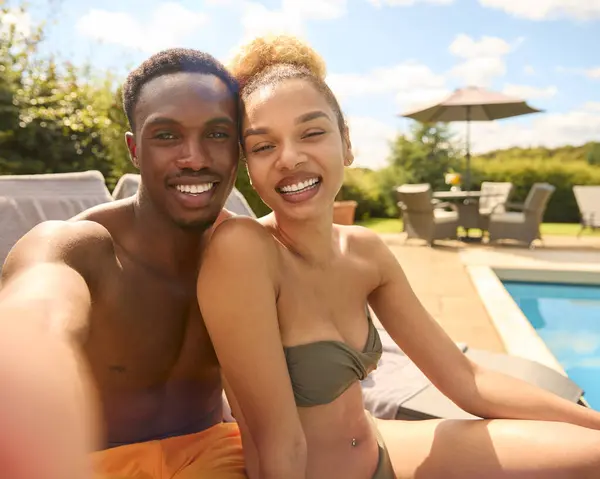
[361,229,600,430]
[197,217,307,479]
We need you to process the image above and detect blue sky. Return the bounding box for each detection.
[5,0,600,169]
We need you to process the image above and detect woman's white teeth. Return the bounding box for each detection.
[280,178,319,194]
[175,183,214,194]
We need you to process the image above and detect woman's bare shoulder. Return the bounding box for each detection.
[338,224,389,256]
[206,216,280,268]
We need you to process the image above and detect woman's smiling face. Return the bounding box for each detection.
[241,77,352,220]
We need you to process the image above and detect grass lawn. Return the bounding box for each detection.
[357,217,600,237]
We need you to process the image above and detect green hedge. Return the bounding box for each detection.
[327,159,600,223]
[470,159,600,223]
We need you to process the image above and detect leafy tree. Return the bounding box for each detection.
[587,142,600,166]
[386,122,461,191]
[0,4,117,181]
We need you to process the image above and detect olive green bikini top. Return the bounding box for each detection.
[283,311,383,407]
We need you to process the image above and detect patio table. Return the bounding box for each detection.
[433,190,482,234]
[432,190,481,201]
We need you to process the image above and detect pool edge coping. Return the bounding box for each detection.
[466,264,568,375]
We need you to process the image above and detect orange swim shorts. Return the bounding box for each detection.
[91,422,246,479]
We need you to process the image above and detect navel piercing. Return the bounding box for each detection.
[351,438,357,447]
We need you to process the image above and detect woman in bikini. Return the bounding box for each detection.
[197,35,600,479]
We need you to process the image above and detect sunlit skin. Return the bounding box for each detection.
[242,79,351,226]
[198,75,600,479]
[0,71,241,479]
[127,71,239,230]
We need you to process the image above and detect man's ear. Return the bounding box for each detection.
[125,132,139,169]
[342,127,354,167]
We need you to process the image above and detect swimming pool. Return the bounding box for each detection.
[502,280,600,410]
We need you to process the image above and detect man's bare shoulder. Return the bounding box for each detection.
[1,217,115,285]
[71,195,133,224]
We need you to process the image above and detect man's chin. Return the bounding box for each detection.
[172,212,220,232]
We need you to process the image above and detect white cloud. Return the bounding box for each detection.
[448,34,519,86]
[556,65,600,80]
[239,2,305,38]
[368,0,453,6]
[450,57,507,87]
[449,34,513,58]
[464,103,600,154]
[283,0,348,20]
[0,7,31,37]
[327,62,450,114]
[583,101,600,112]
[327,62,445,99]
[205,0,237,5]
[237,0,347,41]
[75,2,208,53]
[586,67,600,79]
[395,87,450,111]
[502,83,558,99]
[347,116,398,169]
[524,65,535,75]
[329,34,525,113]
[478,0,600,21]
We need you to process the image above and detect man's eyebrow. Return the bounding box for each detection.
[243,111,330,139]
[145,116,178,127]
[144,116,235,128]
[205,117,235,127]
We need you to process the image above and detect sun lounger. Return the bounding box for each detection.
[112,173,142,200]
[0,170,113,272]
[363,326,586,421]
[573,185,600,236]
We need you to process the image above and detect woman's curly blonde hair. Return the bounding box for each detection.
[228,35,346,134]
[229,35,327,90]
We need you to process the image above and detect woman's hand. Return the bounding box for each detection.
[362,228,600,428]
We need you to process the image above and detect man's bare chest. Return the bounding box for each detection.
[85,259,218,387]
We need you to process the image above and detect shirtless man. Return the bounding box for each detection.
[0,48,247,479]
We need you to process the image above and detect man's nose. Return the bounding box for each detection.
[176,139,211,170]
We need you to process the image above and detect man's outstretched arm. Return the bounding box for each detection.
[0,220,110,479]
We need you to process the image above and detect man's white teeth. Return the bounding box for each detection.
[175,183,214,194]
[280,178,320,194]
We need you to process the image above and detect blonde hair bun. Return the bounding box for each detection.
[229,35,327,89]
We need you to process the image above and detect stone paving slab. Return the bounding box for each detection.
[378,233,600,353]
[379,235,506,352]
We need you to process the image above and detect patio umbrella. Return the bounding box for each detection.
[399,86,543,190]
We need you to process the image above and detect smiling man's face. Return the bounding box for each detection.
[127,71,239,230]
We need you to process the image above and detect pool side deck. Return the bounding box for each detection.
[378,234,600,362]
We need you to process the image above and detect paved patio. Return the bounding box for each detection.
[379,233,600,354]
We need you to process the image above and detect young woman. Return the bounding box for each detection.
[197,35,600,479]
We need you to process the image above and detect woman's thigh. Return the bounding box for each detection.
[376,417,600,479]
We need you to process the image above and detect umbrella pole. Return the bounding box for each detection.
[465,106,471,191]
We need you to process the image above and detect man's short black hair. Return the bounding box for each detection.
[122,48,239,130]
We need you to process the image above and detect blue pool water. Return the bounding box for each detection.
[502,281,600,410]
